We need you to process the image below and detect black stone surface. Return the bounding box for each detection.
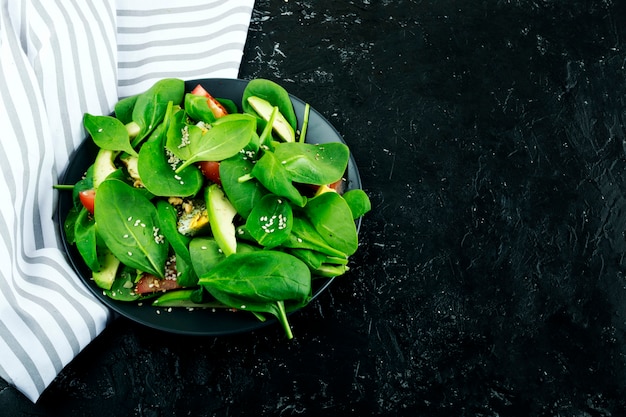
[4,0,626,415]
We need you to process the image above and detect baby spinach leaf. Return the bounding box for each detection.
[342,189,372,219]
[220,155,267,218]
[94,178,168,277]
[189,237,261,278]
[289,248,349,278]
[281,216,347,259]
[115,94,138,125]
[74,207,99,272]
[245,194,293,248]
[104,266,141,301]
[132,78,185,145]
[198,251,312,338]
[138,122,204,197]
[189,237,224,277]
[242,79,297,132]
[304,192,358,256]
[184,93,218,124]
[273,142,349,185]
[156,201,197,287]
[84,113,137,156]
[174,114,256,172]
[250,151,306,207]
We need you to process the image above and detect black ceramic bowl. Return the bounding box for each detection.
[56,78,362,336]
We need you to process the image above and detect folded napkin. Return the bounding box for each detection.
[0,0,254,402]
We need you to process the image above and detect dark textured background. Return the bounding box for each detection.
[4,0,626,415]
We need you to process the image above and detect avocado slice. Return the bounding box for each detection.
[93,148,118,189]
[206,184,237,256]
[247,96,295,143]
[92,249,120,290]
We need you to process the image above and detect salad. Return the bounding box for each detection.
[61,78,370,339]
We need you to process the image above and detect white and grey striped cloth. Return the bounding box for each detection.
[0,0,254,402]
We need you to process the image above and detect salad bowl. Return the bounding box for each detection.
[56,78,363,336]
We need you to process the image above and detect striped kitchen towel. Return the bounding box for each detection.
[0,0,254,402]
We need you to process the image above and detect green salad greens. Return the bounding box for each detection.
[61,78,370,339]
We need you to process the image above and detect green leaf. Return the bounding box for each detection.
[74,207,99,271]
[304,192,358,256]
[342,189,371,219]
[138,122,204,197]
[132,78,185,144]
[273,141,349,185]
[174,114,256,172]
[242,79,297,131]
[156,201,197,287]
[184,93,218,124]
[83,113,137,156]
[198,251,312,338]
[244,194,293,248]
[220,155,267,218]
[104,266,141,301]
[250,151,306,207]
[94,178,169,277]
[281,216,347,258]
[115,94,138,125]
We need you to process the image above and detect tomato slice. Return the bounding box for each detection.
[79,189,96,214]
[190,84,229,118]
[198,160,221,185]
[135,274,181,294]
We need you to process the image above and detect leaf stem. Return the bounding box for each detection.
[299,103,310,143]
[238,173,254,183]
[259,106,279,149]
[275,301,293,339]
[53,184,75,190]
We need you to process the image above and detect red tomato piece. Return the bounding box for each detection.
[198,160,221,185]
[79,189,96,214]
[135,274,181,294]
[190,84,229,118]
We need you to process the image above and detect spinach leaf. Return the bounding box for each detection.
[220,154,267,218]
[138,122,204,197]
[132,78,185,145]
[173,114,256,172]
[245,194,293,248]
[304,192,358,256]
[74,207,99,271]
[115,94,138,124]
[281,216,347,258]
[273,142,349,185]
[94,178,168,277]
[242,79,297,131]
[156,201,197,287]
[198,251,311,339]
[250,151,306,207]
[104,265,141,301]
[342,189,372,219]
[84,113,137,156]
[289,248,349,278]
[189,237,260,278]
[189,237,224,277]
[184,93,218,124]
